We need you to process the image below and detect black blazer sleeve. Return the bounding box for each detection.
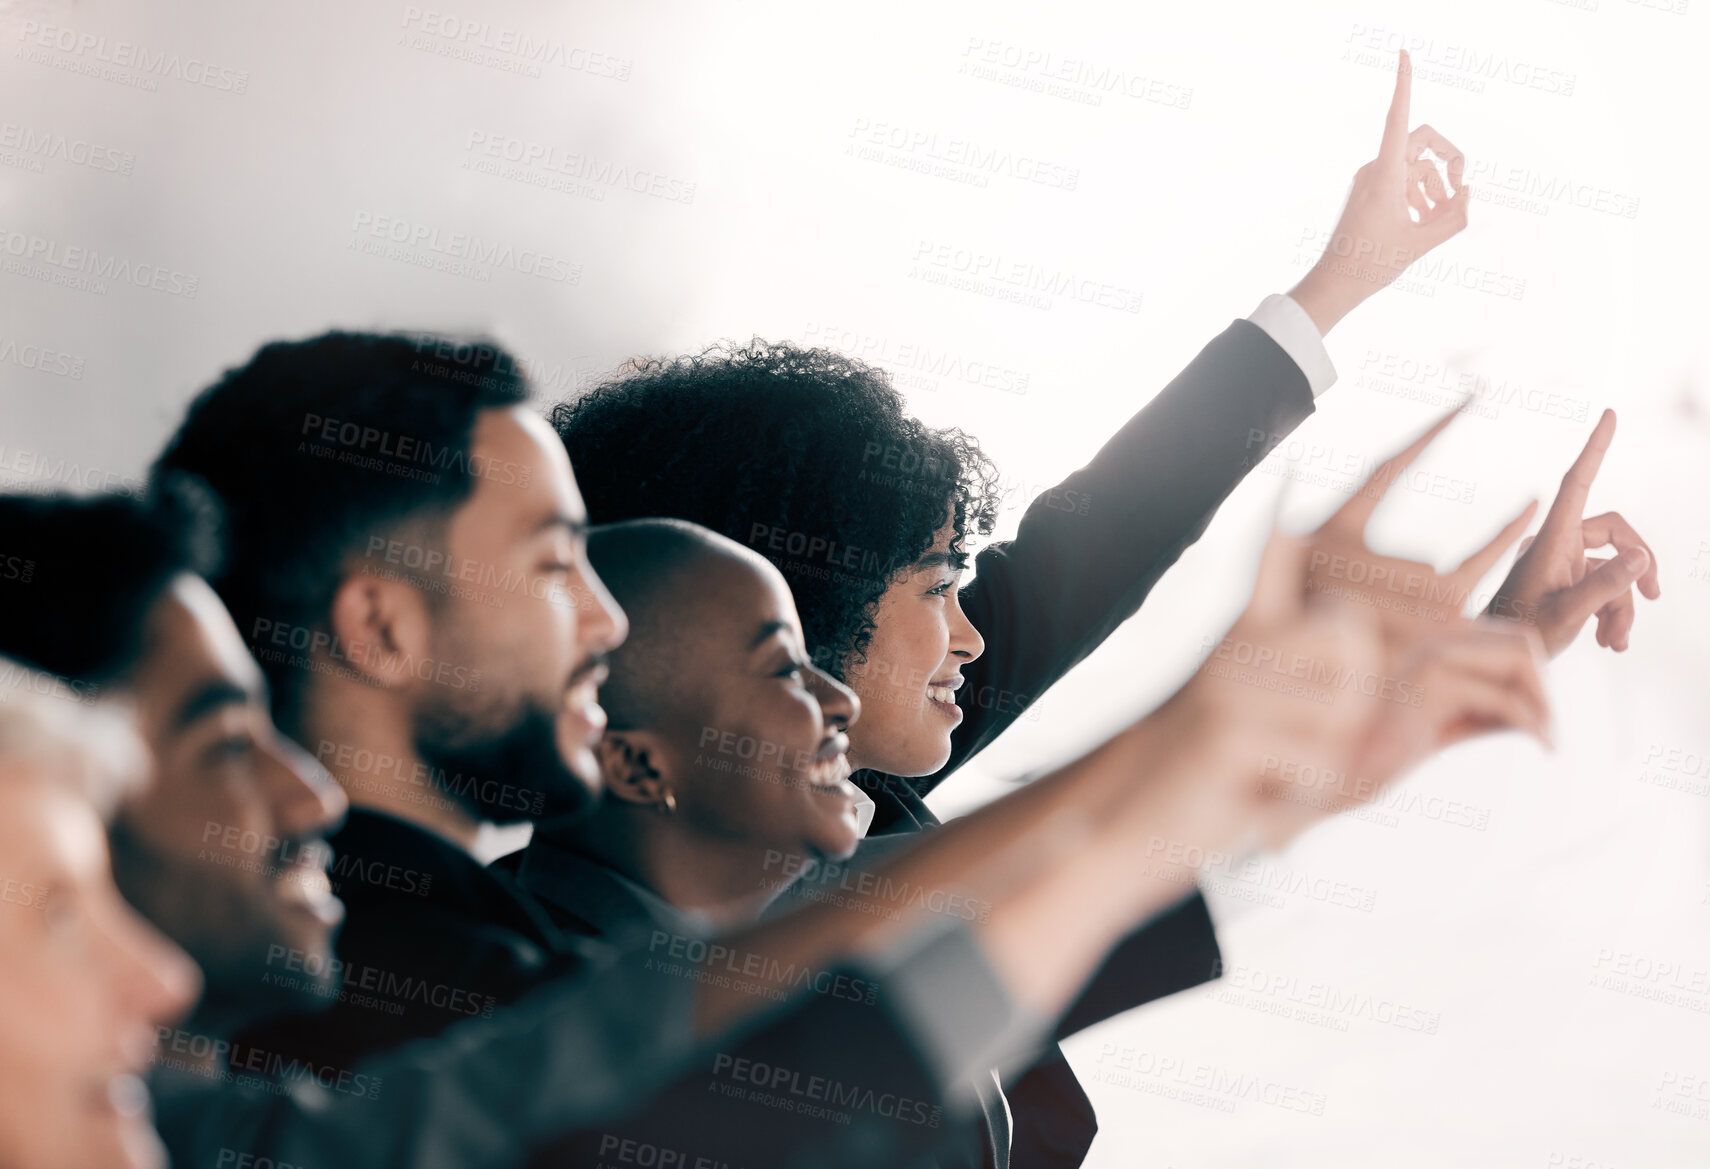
[923,317,1317,800]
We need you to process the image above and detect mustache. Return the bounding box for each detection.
[567,653,610,689]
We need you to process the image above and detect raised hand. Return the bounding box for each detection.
[1302,408,1536,656]
[1169,527,1384,851]
[1486,409,1659,656]
[1291,49,1474,334]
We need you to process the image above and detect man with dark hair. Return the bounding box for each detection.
[156,331,629,1066]
[0,489,350,1035]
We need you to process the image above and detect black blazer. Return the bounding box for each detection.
[233,807,587,1071]
[845,317,1317,1166]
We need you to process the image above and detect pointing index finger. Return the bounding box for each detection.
[1380,49,1413,164]
[1326,402,1463,535]
[1543,408,1616,533]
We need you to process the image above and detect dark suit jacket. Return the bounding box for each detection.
[847,318,1317,1166]
[197,810,995,1169]
[507,837,1004,1169]
[234,807,587,1071]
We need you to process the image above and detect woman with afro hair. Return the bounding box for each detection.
[525,55,1472,1169]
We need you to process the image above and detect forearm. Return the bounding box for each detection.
[695,696,1236,1035]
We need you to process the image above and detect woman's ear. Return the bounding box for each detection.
[326,572,434,690]
[597,731,671,808]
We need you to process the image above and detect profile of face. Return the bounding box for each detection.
[403,407,628,822]
[0,766,199,1169]
[112,575,348,1016]
[604,550,864,863]
[842,522,985,778]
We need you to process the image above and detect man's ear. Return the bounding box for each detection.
[597,731,671,808]
[326,573,434,690]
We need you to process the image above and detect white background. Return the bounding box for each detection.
[5,0,1708,1164]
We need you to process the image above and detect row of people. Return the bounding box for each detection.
[0,53,1656,1168]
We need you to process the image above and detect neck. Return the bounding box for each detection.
[547,811,779,925]
[159,997,267,1077]
[295,674,481,854]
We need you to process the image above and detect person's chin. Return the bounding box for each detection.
[265,912,340,986]
[115,1109,169,1169]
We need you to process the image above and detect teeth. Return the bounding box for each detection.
[926,685,956,705]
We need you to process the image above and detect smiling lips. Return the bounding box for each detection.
[806,732,852,790]
[564,661,609,743]
[926,675,963,716]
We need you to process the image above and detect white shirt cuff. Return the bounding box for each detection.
[1247,293,1337,398]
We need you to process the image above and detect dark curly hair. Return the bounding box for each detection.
[552,340,1003,679]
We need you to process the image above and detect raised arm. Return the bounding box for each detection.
[921,50,1480,801]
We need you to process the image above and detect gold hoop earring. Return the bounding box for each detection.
[659,790,677,815]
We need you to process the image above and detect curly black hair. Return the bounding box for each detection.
[552,339,1003,679]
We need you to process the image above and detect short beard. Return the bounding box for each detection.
[413,697,595,824]
[106,817,337,1030]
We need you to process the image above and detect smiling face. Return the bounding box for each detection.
[0,766,199,1169]
[115,575,347,1017]
[842,521,985,778]
[598,538,864,864]
[408,406,628,821]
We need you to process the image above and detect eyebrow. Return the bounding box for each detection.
[911,551,958,571]
[749,621,791,651]
[172,679,256,731]
[536,514,590,539]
